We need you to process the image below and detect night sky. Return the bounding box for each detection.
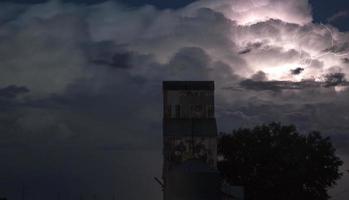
[0,0,349,200]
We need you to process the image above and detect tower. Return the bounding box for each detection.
[162,81,220,200]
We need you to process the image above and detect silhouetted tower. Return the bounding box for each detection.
[162,81,220,200]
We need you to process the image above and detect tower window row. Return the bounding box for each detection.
[164,104,214,118]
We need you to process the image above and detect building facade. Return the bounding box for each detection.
[162,81,221,200]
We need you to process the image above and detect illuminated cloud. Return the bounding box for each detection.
[186,0,312,25]
[1,0,348,96]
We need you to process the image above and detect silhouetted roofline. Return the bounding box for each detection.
[163,81,214,90]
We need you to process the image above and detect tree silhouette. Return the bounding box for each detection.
[218,123,343,200]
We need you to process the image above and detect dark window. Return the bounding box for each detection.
[191,104,203,118]
[195,105,203,112]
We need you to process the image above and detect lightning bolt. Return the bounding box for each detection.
[320,24,349,57]
[292,23,348,73]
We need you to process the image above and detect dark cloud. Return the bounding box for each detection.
[238,42,264,54]
[343,58,349,64]
[87,41,134,69]
[239,79,317,92]
[238,48,251,55]
[0,85,29,98]
[290,67,304,75]
[92,52,133,69]
[239,77,349,92]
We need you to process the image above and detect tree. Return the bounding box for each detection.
[218,123,343,200]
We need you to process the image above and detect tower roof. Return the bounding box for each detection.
[163,81,214,90]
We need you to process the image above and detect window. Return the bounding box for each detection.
[195,105,203,112]
[191,104,203,118]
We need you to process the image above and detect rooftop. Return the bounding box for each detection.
[163,81,214,90]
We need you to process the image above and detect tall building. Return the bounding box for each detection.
[162,81,221,200]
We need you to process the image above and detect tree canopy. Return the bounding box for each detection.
[218,123,343,200]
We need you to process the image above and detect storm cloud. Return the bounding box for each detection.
[0,0,349,200]
[290,67,304,75]
[0,85,29,99]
